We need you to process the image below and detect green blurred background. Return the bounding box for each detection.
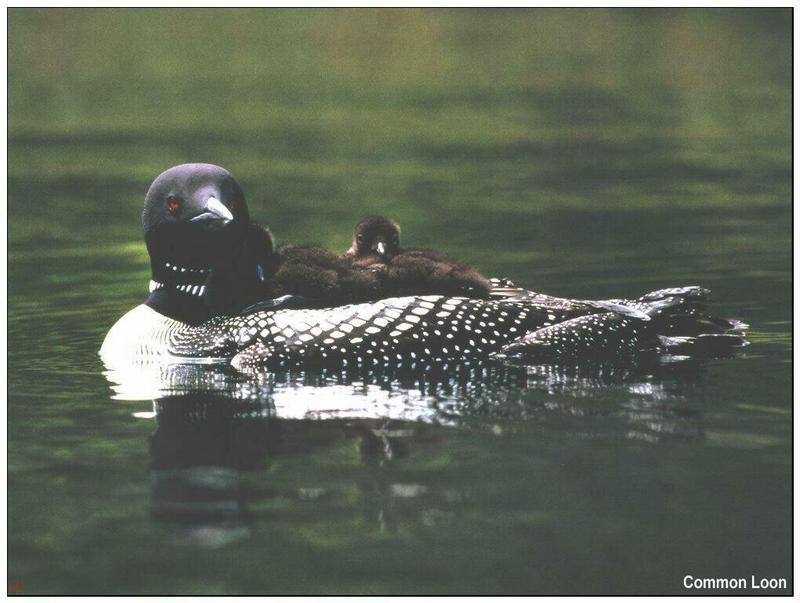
[8,8,792,595]
[9,8,790,260]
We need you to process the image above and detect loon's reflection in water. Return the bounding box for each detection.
[108,356,717,543]
[105,353,710,420]
[147,393,451,546]
[148,395,267,547]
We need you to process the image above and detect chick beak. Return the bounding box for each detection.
[190,196,234,223]
[373,240,387,258]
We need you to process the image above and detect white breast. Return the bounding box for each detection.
[100,305,224,367]
[99,305,178,366]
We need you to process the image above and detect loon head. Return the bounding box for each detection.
[346,216,401,261]
[142,164,263,322]
[143,163,250,269]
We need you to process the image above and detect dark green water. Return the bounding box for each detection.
[8,8,791,595]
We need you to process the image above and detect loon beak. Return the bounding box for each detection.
[190,196,234,223]
[375,241,387,257]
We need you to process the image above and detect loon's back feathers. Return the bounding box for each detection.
[228,295,558,370]
[137,285,747,370]
[497,286,747,363]
[496,312,645,361]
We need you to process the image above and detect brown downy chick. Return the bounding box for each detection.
[345,216,492,299]
[247,226,382,304]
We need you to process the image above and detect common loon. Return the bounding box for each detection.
[100,164,748,370]
[345,216,493,298]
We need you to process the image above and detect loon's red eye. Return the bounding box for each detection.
[166,195,182,214]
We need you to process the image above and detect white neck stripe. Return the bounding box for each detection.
[149,280,206,297]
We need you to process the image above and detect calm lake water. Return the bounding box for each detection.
[8,9,791,595]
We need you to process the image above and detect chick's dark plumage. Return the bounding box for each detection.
[233,214,492,308]
[345,216,492,298]
[251,229,382,304]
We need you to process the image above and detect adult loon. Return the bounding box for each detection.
[100,164,747,371]
[345,216,493,298]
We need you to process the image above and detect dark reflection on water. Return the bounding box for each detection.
[143,354,711,548]
[148,393,475,553]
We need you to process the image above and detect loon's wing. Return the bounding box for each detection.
[497,286,747,362]
[159,286,746,368]
[227,295,583,370]
[496,312,645,362]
